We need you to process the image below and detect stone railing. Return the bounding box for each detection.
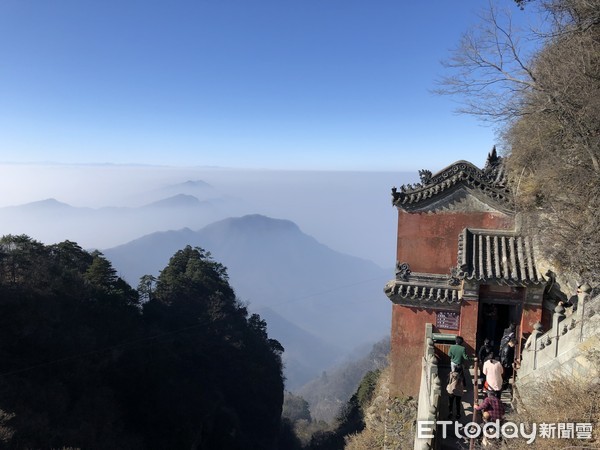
[517,285,600,390]
[413,323,442,450]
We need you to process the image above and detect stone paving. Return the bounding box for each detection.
[436,366,513,450]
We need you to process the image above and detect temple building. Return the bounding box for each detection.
[384,149,551,397]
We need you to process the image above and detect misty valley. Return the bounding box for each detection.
[0,167,411,449]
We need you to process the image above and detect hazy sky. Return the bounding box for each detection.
[0,0,530,171]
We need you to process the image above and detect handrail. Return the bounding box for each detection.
[431,333,456,342]
[414,324,442,450]
[518,291,599,382]
[470,357,479,450]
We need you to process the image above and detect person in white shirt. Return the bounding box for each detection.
[482,353,503,392]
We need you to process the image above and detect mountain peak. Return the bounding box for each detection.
[164,179,212,190]
[144,194,201,208]
[21,198,73,209]
[207,214,300,234]
[180,179,211,188]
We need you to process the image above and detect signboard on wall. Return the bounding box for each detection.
[436,311,460,330]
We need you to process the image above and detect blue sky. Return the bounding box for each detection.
[0,0,527,171]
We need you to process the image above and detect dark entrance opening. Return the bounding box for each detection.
[493,303,521,352]
[477,293,523,356]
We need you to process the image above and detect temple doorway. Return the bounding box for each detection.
[478,301,522,355]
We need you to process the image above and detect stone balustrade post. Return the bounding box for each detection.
[531,322,543,370]
[426,337,434,359]
[552,304,565,357]
[576,283,592,317]
[431,373,441,406]
[577,283,592,342]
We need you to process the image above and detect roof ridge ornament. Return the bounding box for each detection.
[448,267,461,286]
[390,149,513,213]
[396,262,411,281]
[484,146,499,170]
[418,169,433,185]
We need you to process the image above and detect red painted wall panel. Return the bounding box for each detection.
[521,304,542,335]
[389,305,436,397]
[459,300,479,357]
[389,302,478,398]
[396,210,514,274]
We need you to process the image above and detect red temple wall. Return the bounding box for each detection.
[459,300,479,356]
[389,305,436,397]
[389,301,479,398]
[521,304,542,335]
[396,210,514,274]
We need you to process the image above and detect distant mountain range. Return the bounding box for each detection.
[163,179,213,191]
[143,193,205,208]
[103,214,392,389]
[154,179,215,200]
[0,194,231,249]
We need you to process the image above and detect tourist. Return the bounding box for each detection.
[499,323,516,350]
[449,336,469,384]
[559,291,578,316]
[475,390,505,423]
[499,338,516,387]
[478,338,494,385]
[447,365,464,420]
[478,338,494,363]
[482,353,503,392]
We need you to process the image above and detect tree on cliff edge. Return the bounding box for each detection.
[0,238,286,449]
[138,245,285,449]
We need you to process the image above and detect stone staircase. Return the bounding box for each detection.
[436,366,514,450]
[516,288,600,402]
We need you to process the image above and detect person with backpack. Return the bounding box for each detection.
[447,365,465,420]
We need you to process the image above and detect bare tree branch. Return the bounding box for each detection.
[437,0,600,282]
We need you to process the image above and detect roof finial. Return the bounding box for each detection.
[487,146,498,165]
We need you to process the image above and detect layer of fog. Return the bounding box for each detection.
[0,163,417,267]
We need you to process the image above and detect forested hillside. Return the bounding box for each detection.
[104,214,391,389]
[296,337,390,423]
[0,235,286,449]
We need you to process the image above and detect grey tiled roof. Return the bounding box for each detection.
[457,228,544,284]
[391,150,513,213]
[384,273,462,307]
[393,283,461,303]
